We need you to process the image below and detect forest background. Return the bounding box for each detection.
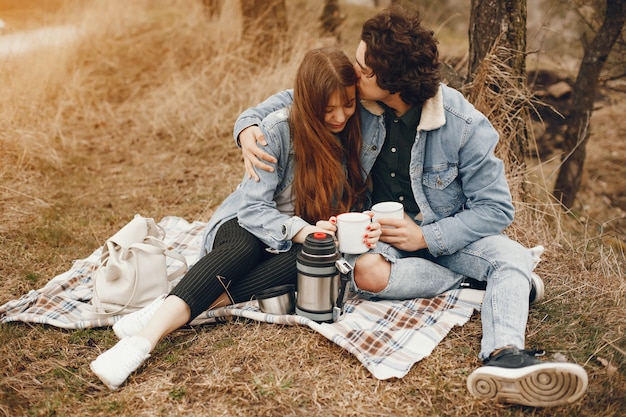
[0,0,624,416]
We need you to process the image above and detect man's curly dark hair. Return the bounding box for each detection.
[361,5,441,107]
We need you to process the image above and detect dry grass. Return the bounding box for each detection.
[0,1,624,416]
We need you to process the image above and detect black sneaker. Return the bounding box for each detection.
[467,347,588,407]
[459,277,487,291]
[460,273,544,305]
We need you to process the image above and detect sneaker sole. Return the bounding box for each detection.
[467,362,588,407]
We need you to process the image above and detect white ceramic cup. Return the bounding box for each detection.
[336,212,370,254]
[371,201,404,222]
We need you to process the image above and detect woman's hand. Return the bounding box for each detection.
[293,213,382,248]
[239,126,278,182]
[292,224,335,244]
[315,217,337,236]
[362,212,382,249]
[317,214,382,250]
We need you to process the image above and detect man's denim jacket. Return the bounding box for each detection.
[230,84,514,257]
[202,107,384,256]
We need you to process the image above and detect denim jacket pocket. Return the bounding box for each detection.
[422,164,464,215]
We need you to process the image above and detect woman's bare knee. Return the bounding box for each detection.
[353,253,390,293]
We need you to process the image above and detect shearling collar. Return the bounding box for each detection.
[360,84,446,132]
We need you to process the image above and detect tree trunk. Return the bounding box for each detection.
[240,0,288,59]
[467,0,528,182]
[553,0,626,208]
[468,0,526,83]
[320,0,344,41]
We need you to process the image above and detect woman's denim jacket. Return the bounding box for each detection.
[202,107,384,255]
[230,84,514,258]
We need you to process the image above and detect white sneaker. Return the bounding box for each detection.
[113,294,166,339]
[90,336,151,390]
[530,272,545,305]
[530,245,545,269]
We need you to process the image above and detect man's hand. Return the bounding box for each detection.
[377,215,427,252]
[239,126,278,182]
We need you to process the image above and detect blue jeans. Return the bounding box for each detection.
[346,234,534,360]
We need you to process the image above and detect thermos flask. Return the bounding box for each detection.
[295,232,340,322]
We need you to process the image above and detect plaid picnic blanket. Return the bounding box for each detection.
[0,216,484,380]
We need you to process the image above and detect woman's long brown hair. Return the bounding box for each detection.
[290,47,365,224]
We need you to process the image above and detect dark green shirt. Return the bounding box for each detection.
[371,103,421,214]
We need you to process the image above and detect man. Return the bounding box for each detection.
[234,5,588,408]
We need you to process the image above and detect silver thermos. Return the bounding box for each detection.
[296,232,352,322]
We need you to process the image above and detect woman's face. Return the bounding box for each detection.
[324,85,357,134]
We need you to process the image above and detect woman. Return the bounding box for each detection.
[90,46,382,390]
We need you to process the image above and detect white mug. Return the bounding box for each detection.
[336,212,370,254]
[371,201,404,222]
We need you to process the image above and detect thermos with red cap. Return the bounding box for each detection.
[296,232,339,322]
[296,232,353,322]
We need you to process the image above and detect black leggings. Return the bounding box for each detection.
[170,218,301,321]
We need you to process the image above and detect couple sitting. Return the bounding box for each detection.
[91,5,588,409]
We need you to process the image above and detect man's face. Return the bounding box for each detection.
[354,40,389,102]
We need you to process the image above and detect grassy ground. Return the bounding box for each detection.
[0,1,624,416]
